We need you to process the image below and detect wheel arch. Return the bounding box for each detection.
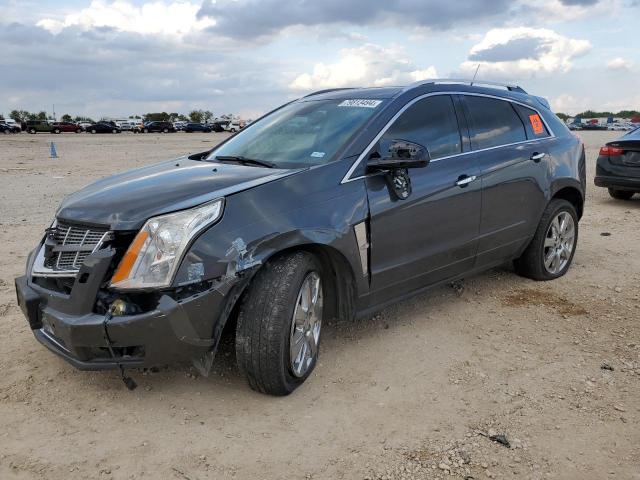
[550,181,584,219]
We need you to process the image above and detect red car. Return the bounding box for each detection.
[52,122,83,133]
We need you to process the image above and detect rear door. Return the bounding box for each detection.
[460,95,550,267]
[366,94,481,302]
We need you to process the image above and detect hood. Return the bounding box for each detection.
[57,157,297,230]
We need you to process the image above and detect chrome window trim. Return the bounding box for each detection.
[340,91,555,184]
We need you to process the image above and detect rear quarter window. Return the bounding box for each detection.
[464,96,527,150]
[514,104,551,139]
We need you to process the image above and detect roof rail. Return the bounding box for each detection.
[407,78,527,94]
[303,87,357,98]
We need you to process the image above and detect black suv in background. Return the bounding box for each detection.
[87,122,121,134]
[595,127,640,200]
[142,121,176,133]
[15,80,585,396]
[184,122,212,133]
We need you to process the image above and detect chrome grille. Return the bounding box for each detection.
[43,221,110,271]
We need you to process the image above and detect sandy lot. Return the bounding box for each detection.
[0,131,638,480]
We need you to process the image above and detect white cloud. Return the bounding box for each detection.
[460,27,591,79]
[607,57,634,70]
[290,43,437,91]
[36,0,214,36]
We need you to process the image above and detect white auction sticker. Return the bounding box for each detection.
[338,99,382,108]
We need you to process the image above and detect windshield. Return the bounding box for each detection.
[206,98,385,168]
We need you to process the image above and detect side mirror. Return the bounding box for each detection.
[367,139,430,171]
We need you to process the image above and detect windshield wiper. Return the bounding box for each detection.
[214,155,276,168]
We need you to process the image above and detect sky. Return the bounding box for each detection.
[0,0,638,119]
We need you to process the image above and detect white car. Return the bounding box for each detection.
[223,121,242,133]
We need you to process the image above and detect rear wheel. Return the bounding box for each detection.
[53,128,61,134]
[144,128,149,133]
[236,252,323,396]
[76,128,82,133]
[608,188,635,200]
[28,128,36,134]
[514,199,578,281]
[91,129,96,134]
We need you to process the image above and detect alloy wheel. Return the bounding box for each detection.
[543,211,575,274]
[289,271,323,378]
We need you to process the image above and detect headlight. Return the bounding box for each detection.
[110,199,224,290]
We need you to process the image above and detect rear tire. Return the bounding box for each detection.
[54,128,61,134]
[608,188,635,200]
[514,199,578,281]
[91,129,96,134]
[29,128,36,134]
[236,251,324,396]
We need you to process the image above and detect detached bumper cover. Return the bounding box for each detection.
[15,249,231,370]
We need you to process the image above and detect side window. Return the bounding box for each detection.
[380,95,462,160]
[464,96,526,150]
[514,104,551,139]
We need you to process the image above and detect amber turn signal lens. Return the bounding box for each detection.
[111,230,149,284]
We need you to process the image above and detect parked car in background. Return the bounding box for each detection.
[15,80,586,396]
[222,120,241,133]
[595,127,640,200]
[210,121,226,132]
[87,122,121,134]
[184,122,212,133]
[52,122,83,133]
[141,121,175,133]
[173,121,187,131]
[2,118,19,128]
[1,122,21,133]
[26,120,53,134]
[116,121,133,131]
[581,123,608,131]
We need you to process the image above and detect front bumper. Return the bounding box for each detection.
[15,249,232,370]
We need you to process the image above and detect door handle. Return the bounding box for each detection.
[530,152,546,162]
[455,175,477,187]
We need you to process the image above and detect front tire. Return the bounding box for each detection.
[236,252,324,396]
[608,188,635,200]
[514,199,578,281]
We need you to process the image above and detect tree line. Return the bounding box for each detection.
[556,110,640,121]
[3,109,237,124]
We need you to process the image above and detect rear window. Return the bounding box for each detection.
[464,96,527,150]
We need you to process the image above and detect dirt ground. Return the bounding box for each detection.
[0,130,638,480]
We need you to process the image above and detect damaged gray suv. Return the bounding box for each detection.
[15,80,586,395]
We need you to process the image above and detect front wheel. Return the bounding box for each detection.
[90,129,96,134]
[514,199,578,281]
[236,252,323,396]
[608,188,635,200]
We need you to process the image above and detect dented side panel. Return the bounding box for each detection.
[173,160,370,331]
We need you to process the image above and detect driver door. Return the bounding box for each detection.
[365,95,482,302]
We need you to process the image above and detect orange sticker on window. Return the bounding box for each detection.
[529,114,544,135]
